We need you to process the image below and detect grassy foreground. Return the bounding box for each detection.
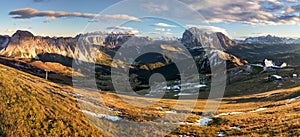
[0,63,299,136]
[0,64,105,136]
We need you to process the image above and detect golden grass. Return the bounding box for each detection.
[1,62,300,136]
[0,64,105,137]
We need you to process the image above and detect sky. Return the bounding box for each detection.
[1,0,300,39]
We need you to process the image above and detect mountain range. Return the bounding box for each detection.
[0,28,246,68]
[236,35,300,44]
[0,28,248,91]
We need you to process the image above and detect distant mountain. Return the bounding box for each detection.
[0,29,248,92]
[0,30,136,67]
[237,35,300,44]
[0,29,246,72]
[181,27,237,50]
[0,35,10,50]
[181,27,247,70]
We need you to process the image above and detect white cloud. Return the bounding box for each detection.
[9,8,141,22]
[282,7,295,14]
[185,25,228,35]
[285,0,296,2]
[45,16,56,21]
[179,0,300,25]
[106,25,139,34]
[154,28,172,32]
[152,23,176,27]
[164,32,173,35]
[142,2,169,13]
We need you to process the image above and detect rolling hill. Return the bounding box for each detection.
[0,64,105,136]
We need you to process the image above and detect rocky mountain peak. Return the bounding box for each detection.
[181,27,236,50]
[10,30,35,44]
[181,27,207,49]
[12,30,34,39]
[216,32,236,49]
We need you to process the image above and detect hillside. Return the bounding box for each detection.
[0,64,105,136]
[227,43,300,66]
[0,61,300,136]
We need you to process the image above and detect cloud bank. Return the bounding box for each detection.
[185,25,228,35]
[151,23,177,27]
[9,8,141,22]
[179,0,300,25]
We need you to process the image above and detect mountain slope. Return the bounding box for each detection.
[0,64,105,136]
[227,43,300,66]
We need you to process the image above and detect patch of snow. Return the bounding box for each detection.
[215,112,244,117]
[194,84,207,88]
[173,85,180,90]
[61,91,83,97]
[264,59,273,67]
[252,64,264,67]
[196,117,213,126]
[264,59,287,69]
[231,126,242,130]
[218,132,225,137]
[264,94,274,97]
[286,96,300,102]
[181,83,192,86]
[250,107,268,113]
[230,101,237,104]
[177,93,195,96]
[77,99,94,105]
[271,75,283,80]
[177,122,194,125]
[108,107,114,111]
[144,94,153,97]
[114,110,122,114]
[165,110,177,114]
[82,110,121,122]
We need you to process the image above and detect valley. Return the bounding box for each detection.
[0,28,300,136]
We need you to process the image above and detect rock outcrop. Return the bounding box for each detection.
[182,27,247,71]
[0,30,136,66]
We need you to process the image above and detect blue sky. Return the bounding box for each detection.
[1,0,300,39]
